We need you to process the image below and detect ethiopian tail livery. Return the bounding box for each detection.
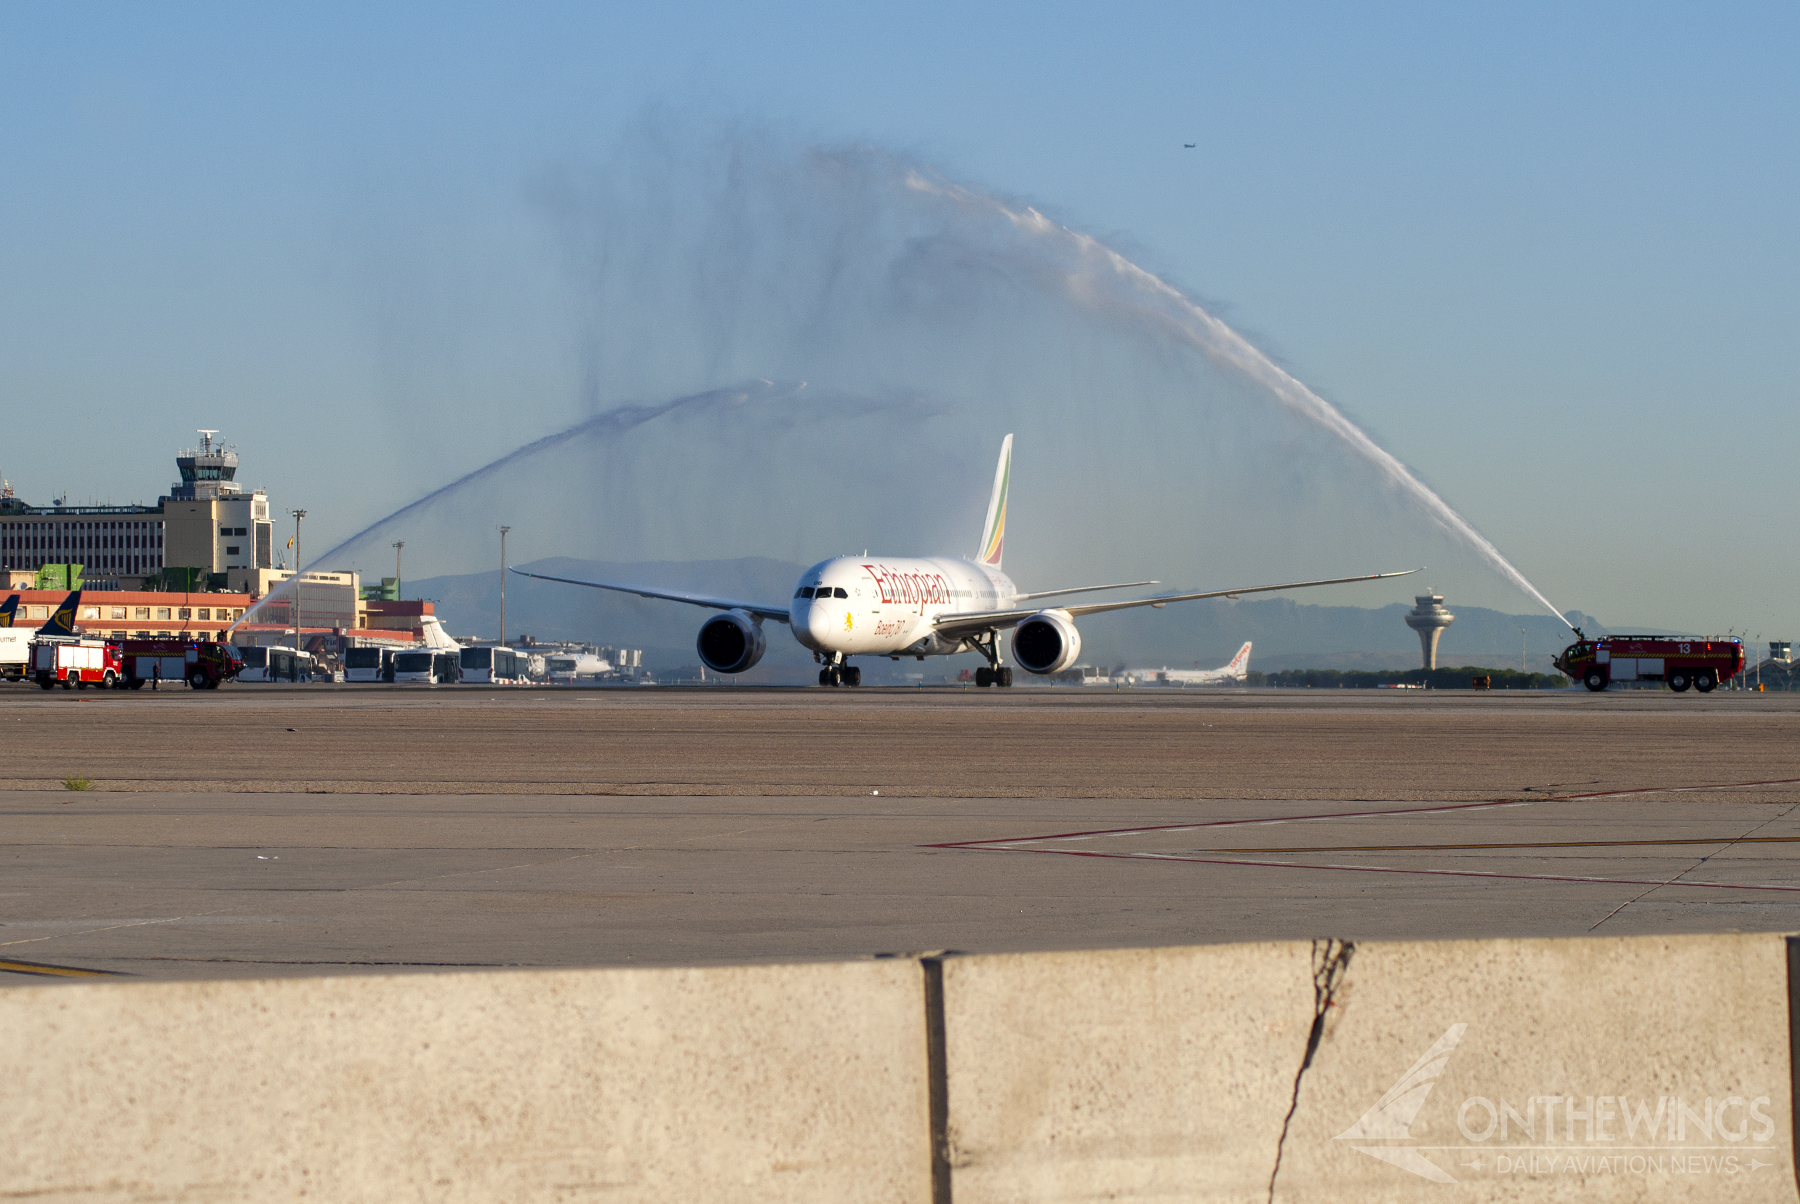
[516,437,1416,687]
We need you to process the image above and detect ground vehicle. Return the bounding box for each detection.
[0,628,27,680]
[459,646,524,683]
[1554,635,1744,693]
[542,650,612,683]
[116,639,244,690]
[344,646,397,683]
[393,649,460,684]
[32,640,123,689]
[236,646,318,682]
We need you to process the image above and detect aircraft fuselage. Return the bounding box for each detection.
[788,556,1018,661]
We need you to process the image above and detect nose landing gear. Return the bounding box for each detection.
[818,661,861,687]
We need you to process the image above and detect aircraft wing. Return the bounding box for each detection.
[1011,580,1159,602]
[510,568,792,624]
[933,569,1419,640]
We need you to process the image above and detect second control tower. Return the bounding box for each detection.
[1405,592,1455,670]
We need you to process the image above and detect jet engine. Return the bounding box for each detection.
[1012,610,1082,675]
[696,610,767,674]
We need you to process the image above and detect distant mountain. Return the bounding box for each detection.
[409,557,1614,681]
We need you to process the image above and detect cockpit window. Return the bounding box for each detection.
[832,587,848,599]
[795,587,813,599]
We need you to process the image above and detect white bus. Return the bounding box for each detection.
[236,647,317,683]
[392,649,460,684]
[543,650,613,684]
[343,646,397,683]
[459,646,523,684]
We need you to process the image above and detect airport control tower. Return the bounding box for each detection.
[1405,592,1455,670]
[171,430,242,501]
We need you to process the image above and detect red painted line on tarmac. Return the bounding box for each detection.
[1552,777,1800,800]
[967,846,1800,895]
[927,776,1800,852]
[925,799,1532,850]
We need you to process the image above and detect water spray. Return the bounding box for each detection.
[903,169,1574,632]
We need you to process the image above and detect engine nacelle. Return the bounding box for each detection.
[696,610,767,674]
[1012,609,1082,675]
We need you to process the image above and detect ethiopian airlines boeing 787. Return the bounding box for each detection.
[515,435,1416,686]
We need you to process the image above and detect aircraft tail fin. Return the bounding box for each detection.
[37,591,80,638]
[1225,641,1252,675]
[0,594,17,628]
[977,433,1013,568]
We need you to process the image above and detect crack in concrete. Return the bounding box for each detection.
[1267,938,1353,1204]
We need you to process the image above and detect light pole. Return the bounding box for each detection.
[290,509,307,661]
[1519,628,1527,673]
[499,526,511,647]
[393,541,404,599]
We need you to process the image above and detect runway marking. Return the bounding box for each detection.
[1043,849,1800,894]
[930,775,1800,897]
[0,957,122,978]
[928,775,1800,851]
[1183,836,1800,854]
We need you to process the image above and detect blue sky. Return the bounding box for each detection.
[2,4,1794,638]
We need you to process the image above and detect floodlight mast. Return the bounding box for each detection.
[499,526,511,647]
[290,509,307,661]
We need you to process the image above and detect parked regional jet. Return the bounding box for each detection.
[1134,641,1254,686]
[515,436,1416,687]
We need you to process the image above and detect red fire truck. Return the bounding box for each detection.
[116,639,246,690]
[32,640,124,690]
[1554,634,1744,694]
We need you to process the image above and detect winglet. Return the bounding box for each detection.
[0,593,17,628]
[37,591,80,638]
[977,433,1012,568]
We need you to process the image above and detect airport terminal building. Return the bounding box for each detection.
[0,432,273,592]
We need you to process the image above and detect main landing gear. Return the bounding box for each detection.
[969,630,1013,688]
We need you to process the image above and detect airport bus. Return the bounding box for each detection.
[459,646,523,684]
[235,646,317,683]
[542,649,612,684]
[392,649,460,684]
[343,646,397,683]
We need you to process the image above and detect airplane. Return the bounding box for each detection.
[1132,641,1254,686]
[36,591,81,639]
[514,435,1417,687]
[0,593,17,627]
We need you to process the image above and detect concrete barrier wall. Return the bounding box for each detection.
[942,934,1798,1203]
[0,962,933,1203]
[4,935,1796,1203]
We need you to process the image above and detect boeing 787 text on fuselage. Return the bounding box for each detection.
[515,436,1417,686]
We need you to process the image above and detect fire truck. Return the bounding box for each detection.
[32,640,124,690]
[1554,634,1744,693]
[116,639,245,690]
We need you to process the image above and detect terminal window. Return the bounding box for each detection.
[110,607,126,620]
[197,609,210,620]
[135,608,150,620]
[225,546,240,555]
[111,630,125,639]
[156,608,171,621]
[135,630,149,639]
